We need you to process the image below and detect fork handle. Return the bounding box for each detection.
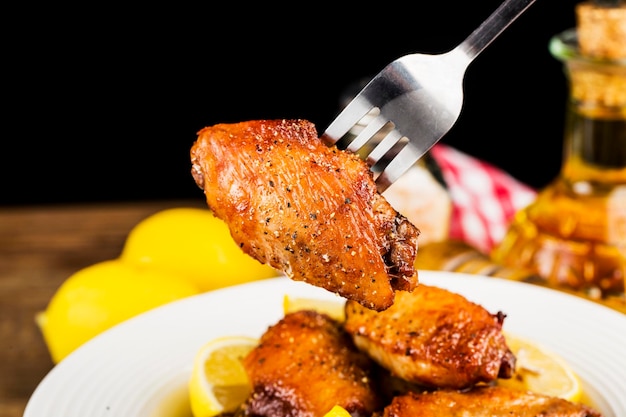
[457,0,537,61]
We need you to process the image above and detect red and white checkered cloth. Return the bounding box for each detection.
[429,144,537,254]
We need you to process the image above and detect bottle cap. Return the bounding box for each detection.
[576,1,626,60]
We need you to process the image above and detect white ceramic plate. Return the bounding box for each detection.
[25,271,626,417]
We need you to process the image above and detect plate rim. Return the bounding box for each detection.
[25,271,626,417]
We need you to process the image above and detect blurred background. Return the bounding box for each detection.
[3,0,580,206]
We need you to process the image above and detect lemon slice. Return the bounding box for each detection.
[323,405,352,417]
[282,295,346,322]
[499,332,582,402]
[188,336,258,417]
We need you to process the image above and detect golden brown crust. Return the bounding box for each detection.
[381,386,603,417]
[344,284,515,389]
[241,310,383,417]
[190,119,419,311]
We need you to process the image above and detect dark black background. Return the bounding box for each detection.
[4,1,580,206]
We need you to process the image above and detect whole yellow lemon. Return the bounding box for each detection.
[120,207,279,292]
[37,259,200,363]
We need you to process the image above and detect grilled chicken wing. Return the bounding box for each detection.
[343,284,515,389]
[240,310,383,417]
[190,119,420,311]
[380,386,603,417]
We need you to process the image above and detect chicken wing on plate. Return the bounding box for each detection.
[380,386,603,417]
[190,119,420,311]
[239,310,383,417]
[343,284,515,389]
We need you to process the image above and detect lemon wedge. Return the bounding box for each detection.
[282,295,346,322]
[499,332,582,402]
[323,405,352,417]
[188,336,258,417]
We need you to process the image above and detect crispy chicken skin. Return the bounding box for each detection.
[190,119,419,311]
[380,386,603,417]
[240,310,383,417]
[343,284,515,389]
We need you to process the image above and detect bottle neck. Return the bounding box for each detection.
[561,105,626,185]
[559,53,626,185]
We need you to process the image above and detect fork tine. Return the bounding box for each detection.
[375,141,429,193]
[365,129,404,167]
[345,112,390,153]
[370,136,409,173]
[322,96,373,145]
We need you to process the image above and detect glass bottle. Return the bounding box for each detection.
[416,239,626,313]
[490,28,626,301]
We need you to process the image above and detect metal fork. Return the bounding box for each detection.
[322,0,537,193]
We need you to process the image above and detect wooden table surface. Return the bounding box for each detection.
[0,199,206,417]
